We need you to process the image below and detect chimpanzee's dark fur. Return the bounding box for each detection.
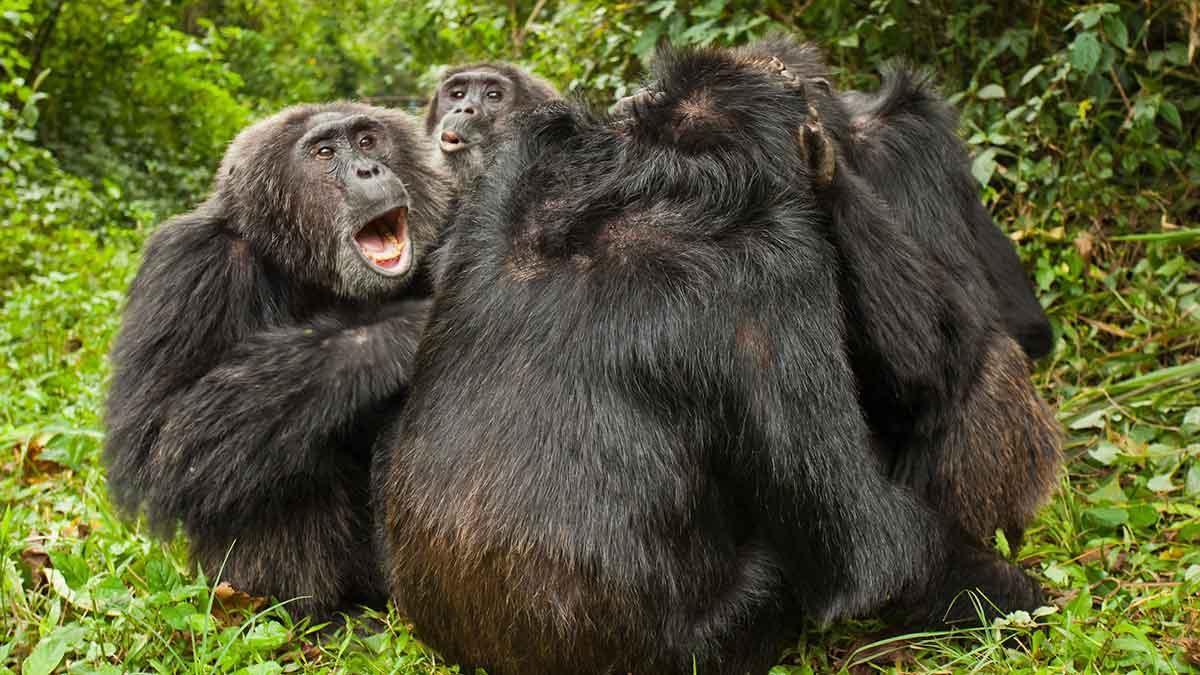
[375,44,1046,674]
[731,39,1061,547]
[839,74,1053,359]
[104,103,450,618]
[425,61,559,189]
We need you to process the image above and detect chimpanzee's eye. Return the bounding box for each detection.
[316,146,335,160]
[486,91,503,101]
[359,135,376,150]
[449,90,466,99]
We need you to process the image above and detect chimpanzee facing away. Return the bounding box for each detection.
[838,78,1054,360]
[425,61,559,189]
[725,39,1062,547]
[375,44,1047,674]
[104,103,450,618]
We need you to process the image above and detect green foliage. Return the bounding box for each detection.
[1,1,1197,673]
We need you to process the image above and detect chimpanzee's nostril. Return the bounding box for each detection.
[357,166,374,179]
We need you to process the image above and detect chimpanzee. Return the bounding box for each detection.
[104,103,450,618]
[838,75,1054,360]
[374,44,1046,674]
[425,62,559,189]
[724,39,1062,546]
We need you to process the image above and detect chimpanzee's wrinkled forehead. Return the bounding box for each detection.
[296,113,386,147]
[443,70,513,90]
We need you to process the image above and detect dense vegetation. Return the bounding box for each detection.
[1,1,1197,672]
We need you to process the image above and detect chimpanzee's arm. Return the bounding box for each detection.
[147,302,427,527]
[104,204,278,531]
[810,137,984,407]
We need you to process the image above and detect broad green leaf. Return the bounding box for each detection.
[1185,565,1200,583]
[1083,506,1128,529]
[1019,64,1045,87]
[242,621,289,652]
[1087,477,1127,504]
[1069,408,1107,430]
[977,84,1006,100]
[1088,441,1121,465]
[1102,13,1129,50]
[1127,504,1159,528]
[21,624,86,675]
[162,602,202,631]
[1183,407,1200,433]
[145,557,181,593]
[1159,101,1182,131]
[1070,32,1102,74]
[1146,473,1176,493]
[1043,563,1070,586]
[1186,463,1200,496]
[971,147,999,187]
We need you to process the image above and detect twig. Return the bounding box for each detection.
[1107,65,1134,129]
[512,0,548,56]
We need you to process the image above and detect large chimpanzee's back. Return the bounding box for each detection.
[375,45,1044,675]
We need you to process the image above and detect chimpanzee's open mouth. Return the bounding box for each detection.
[353,206,412,276]
[439,130,468,153]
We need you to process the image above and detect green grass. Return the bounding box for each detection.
[1,216,1197,674]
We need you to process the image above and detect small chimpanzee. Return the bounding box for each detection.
[104,103,449,618]
[425,61,558,189]
[375,44,1045,674]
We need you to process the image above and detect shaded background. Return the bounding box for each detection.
[1,1,1198,673]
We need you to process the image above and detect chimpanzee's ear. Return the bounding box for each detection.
[797,97,836,188]
[424,84,442,135]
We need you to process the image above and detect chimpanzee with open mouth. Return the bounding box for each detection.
[104,102,449,618]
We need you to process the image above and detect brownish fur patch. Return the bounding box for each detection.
[505,223,549,281]
[937,336,1063,544]
[850,113,883,142]
[596,209,676,264]
[736,321,773,369]
[673,89,735,135]
[505,255,548,282]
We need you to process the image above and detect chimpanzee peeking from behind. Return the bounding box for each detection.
[104,103,449,618]
[425,62,559,189]
[375,44,1047,674]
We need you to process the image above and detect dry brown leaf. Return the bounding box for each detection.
[1074,230,1096,267]
[211,581,269,625]
[12,435,70,482]
[1051,587,1080,608]
[281,642,324,664]
[837,631,919,674]
[63,521,92,540]
[1180,637,1200,666]
[20,544,51,590]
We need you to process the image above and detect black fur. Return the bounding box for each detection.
[733,39,1061,547]
[844,72,1052,358]
[104,102,450,617]
[375,44,1045,674]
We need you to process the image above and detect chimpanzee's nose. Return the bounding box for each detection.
[454,104,476,115]
[356,163,382,179]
